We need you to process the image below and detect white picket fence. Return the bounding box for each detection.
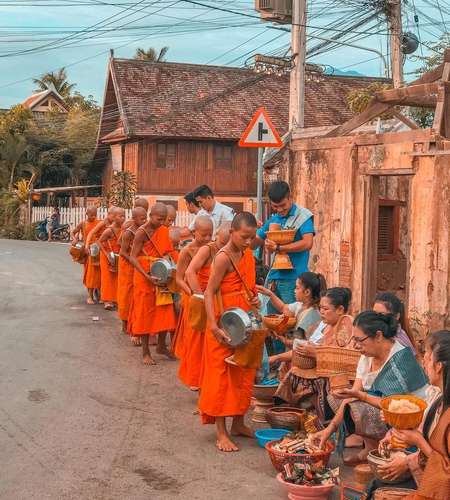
[32,206,195,228]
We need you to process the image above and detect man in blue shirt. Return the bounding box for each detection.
[253,181,315,312]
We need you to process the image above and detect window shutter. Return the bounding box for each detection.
[378,205,394,256]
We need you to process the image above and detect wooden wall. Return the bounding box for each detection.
[289,130,450,338]
[123,139,257,196]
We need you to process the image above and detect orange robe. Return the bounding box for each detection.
[178,261,211,388]
[173,292,189,359]
[117,227,136,322]
[198,249,256,424]
[100,227,121,303]
[82,219,101,290]
[128,226,177,336]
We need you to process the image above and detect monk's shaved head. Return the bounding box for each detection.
[132,207,147,218]
[164,204,177,227]
[86,206,97,216]
[151,202,168,217]
[231,211,257,230]
[134,197,149,211]
[166,205,177,217]
[216,221,231,246]
[194,215,213,231]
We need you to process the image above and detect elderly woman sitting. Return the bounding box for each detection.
[311,311,429,465]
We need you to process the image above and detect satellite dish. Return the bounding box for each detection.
[401,32,419,55]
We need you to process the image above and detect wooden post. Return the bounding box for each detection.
[388,0,404,88]
[289,0,307,128]
[361,175,380,308]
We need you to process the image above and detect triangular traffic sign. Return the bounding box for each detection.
[238,107,283,148]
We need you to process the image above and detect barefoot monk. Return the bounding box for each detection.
[199,212,259,452]
[172,216,213,361]
[179,222,230,389]
[98,207,125,310]
[117,207,147,335]
[129,203,177,365]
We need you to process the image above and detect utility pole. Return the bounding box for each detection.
[289,0,307,128]
[388,0,404,88]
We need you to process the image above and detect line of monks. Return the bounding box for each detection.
[71,200,260,452]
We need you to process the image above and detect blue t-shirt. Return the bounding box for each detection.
[257,204,315,281]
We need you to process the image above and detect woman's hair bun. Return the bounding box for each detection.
[354,310,398,339]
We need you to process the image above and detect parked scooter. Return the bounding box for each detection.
[34,219,70,241]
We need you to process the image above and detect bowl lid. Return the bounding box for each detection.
[151,259,171,280]
[220,308,250,347]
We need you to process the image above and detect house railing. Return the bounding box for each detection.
[32,207,195,229]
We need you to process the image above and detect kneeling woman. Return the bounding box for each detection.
[272,287,354,422]
[312,311,428,465]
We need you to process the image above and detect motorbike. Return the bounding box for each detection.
[34,219,70,242]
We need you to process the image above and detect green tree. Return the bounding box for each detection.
[32,67,76,98]
[133,46,169,62]
[0,132,34,190]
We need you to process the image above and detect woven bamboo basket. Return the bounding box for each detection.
[380,394,427,430]
[266,229,297,245]
[315,345,361,377]
[292,350,316,369]
[262,314,296,333]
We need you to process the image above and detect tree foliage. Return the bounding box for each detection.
[108,171,137,209]
[33,67,76,98]
[133,46,169,62]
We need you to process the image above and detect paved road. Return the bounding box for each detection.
[0,240,283,500]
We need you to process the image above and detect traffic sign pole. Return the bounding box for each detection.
[257,147,264,221]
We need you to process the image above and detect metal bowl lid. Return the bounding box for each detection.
[89,243,100,256]
[151,259,171,281]
[219,308,250,347]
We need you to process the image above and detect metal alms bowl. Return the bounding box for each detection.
[150,258,176,285]
[219,307,261,347]
[89,243,100,257]
[108,251,119,267]
[74,241,84,250]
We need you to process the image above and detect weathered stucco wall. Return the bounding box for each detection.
[289,130,450,338]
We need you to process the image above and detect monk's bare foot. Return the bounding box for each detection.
[189,386,200,392]
[230,423,254,438]
[87,297,95,305]
[104,303,114,310]
[156,347,176,360]
[216,434,239,452]
[131,336,141,347]
[143,354,156,365]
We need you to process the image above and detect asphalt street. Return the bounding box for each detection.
[0,239,284,500]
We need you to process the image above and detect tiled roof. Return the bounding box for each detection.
[21,87,68,112]
[106,58,389,140]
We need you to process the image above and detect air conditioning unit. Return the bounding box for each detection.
[255,0,292,24]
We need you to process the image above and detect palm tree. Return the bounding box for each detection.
[33,68,76,98]
[0,132,34,190]
[133,46,169,62]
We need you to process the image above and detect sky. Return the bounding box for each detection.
[0,0,448,108]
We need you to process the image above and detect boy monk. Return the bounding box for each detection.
[70,206,101,304]
[117,207,147,336]
[179,222,230,389]
[172,216,213,360]
[164,205,177,227]
[199,212,259,452]
[98,207,126,310]
[129,203,177,365]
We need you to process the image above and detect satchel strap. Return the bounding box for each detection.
[139,226,163,258]
[218,248,254,301]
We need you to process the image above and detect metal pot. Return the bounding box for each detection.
[89,242,100,257]
[150,258,176,285]
[108,251,119,268]
[367,449,412,484]
[74,241,84,250]
[219,307,261,347]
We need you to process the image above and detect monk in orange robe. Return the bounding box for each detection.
[172,216,213,364]
[71,206,101,304]
[98,207,125,310]
[179,222,230,389]
[129,203,177,365]
[117,207,147,336]
[199,212,259,452]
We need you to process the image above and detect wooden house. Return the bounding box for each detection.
[95,56,388,212]
[274,53,450,340]
[21,84,69,119]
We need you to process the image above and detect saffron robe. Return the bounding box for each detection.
[117,227,136,322]
[99,227,121,303]
[178,243,218,388]
[82,219,101,290]
[128,225,177,336]
[198,248,256,423]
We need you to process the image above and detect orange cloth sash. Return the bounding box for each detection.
[198,248,257,423]
[128,226,176,336]
[82,219,101,290]
[99,228,121,303]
